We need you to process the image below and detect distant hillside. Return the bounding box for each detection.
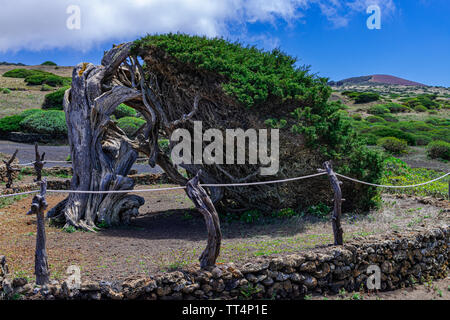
[0,61,26,66]
[329,75,427,87]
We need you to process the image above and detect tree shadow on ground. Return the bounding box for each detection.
[97,208,316,242]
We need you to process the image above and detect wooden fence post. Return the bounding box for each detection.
[323,161,344,245]
[185,171,222,269]
[33,143,45,182]
[27,179,50,285]
[3,149,19,189]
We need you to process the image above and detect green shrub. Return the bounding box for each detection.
[24,73,48,85]
[393,121,432,133]
[25,73,70,87]
[19,109,44,119]
[41,61,57,66]
[363,134,378,145]
[20,110,67,135]
[264,118,287,129]
[240,209,261,224]
[113,104,137,119]
[368,105,389,115]
[40,84,53,91]
[2,69,41,78]
[386,103,410,113]
[43,75,67,87]
[380,114,399,122]
[351,113,362,121]
[377,137,408,154]
[414,105,427,112]
[342,91,380,104]
[354,92,380,104]
[0,88,11,94]
[414,134,432,146]
[0,115,24,133]
[427,140,450,160]
[158,139,170,154]
[370,127,417,146]
[382,157,449,198]
[116,117,146,137]
[42,86,70,109]
[429,128,450,143]
[272,208,297,219]
[306,203,330,219]
[366,115,386,123]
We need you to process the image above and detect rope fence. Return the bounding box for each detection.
[9,157,151,167]
[1,170,449,199]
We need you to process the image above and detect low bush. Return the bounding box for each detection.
[41,61,57,66]
[19,109,44,119]
[20,110,67,135]
[343,91,380,104]
[116,117,146,137]
[427,140,450,160]
[362,134,378,145]
[2,69,40,78]
[385,103,410,113]
[158,139,170,154]
[25,73,70,87]
[351,113,362,121]
[414,105,427,112]
[366,115,386,123]
[429,128,450,143]
[377,137,408,154]
[113,104,137,119]
[382,157,449,198]
[380,113,399,122]
[393,121,432,133]
[370,127,417,146]
[414,134,432,146]
[0,115,24,133]
[40,84,53,91]
[0,88,11,94]
[368,105,389,115]
[42,86,70,110]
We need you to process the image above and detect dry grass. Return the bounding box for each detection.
[0,65,73,117]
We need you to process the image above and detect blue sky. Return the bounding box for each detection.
[0,0,449,86]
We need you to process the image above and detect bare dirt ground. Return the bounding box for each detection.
[0,185,448,286]
[310,277,450,300]
[0,65,73,118]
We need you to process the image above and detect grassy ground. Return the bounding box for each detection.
[0,65,72,118]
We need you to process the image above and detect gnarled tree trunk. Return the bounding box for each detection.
[48,44,146,231]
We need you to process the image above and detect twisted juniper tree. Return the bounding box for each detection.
[49,35,383,230]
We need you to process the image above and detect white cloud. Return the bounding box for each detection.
[0,0,396,52]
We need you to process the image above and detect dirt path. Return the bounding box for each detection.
[310,277,449,300]
[0,140,162,173]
